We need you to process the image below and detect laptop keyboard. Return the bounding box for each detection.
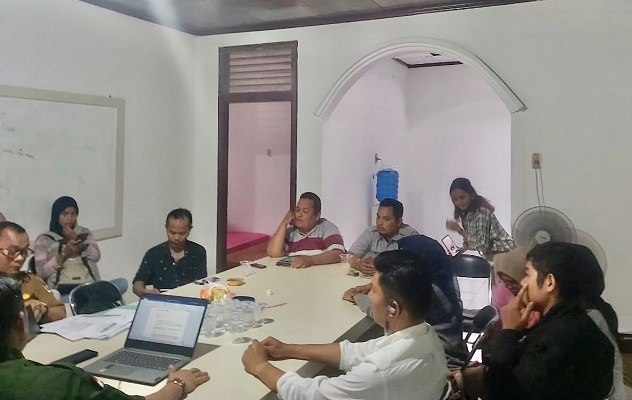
[105,350,182,370]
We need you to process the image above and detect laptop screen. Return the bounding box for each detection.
[128,295,206,349]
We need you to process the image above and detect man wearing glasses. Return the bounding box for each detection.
[0,221,66,322]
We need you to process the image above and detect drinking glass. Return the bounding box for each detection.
[340,253,353,275]
[240,260,254,277]
[201,311,217,337]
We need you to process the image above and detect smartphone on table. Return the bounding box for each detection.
[276,256,292,267]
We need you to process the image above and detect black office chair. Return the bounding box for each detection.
[450,305,499,370]
[69,280,124,315]
[450,254,492,329]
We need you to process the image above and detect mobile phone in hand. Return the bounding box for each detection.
[442,235,459,256]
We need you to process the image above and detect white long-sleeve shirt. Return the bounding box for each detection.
[276,322,448,400]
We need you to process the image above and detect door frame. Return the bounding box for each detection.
[216,41,298,272]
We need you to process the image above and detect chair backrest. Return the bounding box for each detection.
[450,254,490,278]
[69,280,124,315]
[463,305,499,366]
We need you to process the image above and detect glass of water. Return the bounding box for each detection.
[240,260,255,277]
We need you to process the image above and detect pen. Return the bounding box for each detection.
[267,302,287,309]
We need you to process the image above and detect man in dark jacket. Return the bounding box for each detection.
[461,242,614,400]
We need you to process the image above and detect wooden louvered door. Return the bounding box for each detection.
[217,41,297,272]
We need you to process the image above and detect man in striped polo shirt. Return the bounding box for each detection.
[267,192,344,268]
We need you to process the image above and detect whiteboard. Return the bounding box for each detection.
[0,85,124,240]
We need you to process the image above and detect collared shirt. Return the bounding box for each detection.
[0,348,143,400]
[276,323,448,400]
[348,224,418,258]
[462,207,514,255]
[285,218,345,256]
[19,273,64,318]
[133,240,206,290]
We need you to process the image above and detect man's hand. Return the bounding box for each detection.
[282,210,295,226]
[342,287,359,303]
[168,365,210,394]
[261,337,291,361]
[291,255,314,269]
[501,285,534,330]
[25,300,46,322]
[357,258,375,276]
[242,339,271,376]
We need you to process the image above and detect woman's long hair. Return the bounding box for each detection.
[49,196,79,236]
[449,178,494,220]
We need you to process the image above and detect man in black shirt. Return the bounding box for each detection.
[132,209,206,296]
[459,242,614,400]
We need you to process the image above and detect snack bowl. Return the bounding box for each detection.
[200,283,234,303]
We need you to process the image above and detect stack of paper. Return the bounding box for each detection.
[40,309,135,341]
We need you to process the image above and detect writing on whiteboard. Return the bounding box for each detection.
[0,147,35,160]
[1,122,16,133]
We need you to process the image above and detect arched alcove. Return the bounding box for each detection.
[318,39,523,250]
[315,38,526,119]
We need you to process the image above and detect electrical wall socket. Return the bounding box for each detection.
[532,153,541,169]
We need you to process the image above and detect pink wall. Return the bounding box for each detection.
[228,102,291,234]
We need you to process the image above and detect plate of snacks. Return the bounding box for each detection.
[200,283,234,303]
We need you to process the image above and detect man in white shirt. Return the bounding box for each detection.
[241,250,448,400]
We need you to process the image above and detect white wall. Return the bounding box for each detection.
[405,64,511,243]
[227,102,291,234]
[3,0,629,319]
[322,59,408,244]
[322,61,510,250]
[0,0,198,301]
[195,0,632,319]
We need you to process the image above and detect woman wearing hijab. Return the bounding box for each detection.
[34,196,101,291]
[567,243,624,400]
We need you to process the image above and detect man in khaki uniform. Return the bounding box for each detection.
[0,275,210,400]
[0,221,65,322]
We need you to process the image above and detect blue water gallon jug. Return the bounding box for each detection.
[376,169,399,201]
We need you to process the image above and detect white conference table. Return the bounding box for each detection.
[24,257,375,399]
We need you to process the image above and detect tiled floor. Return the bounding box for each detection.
[457,277,490,310]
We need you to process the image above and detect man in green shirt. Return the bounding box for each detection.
[0,274,210,400]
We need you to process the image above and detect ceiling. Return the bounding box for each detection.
[80,0,536,36]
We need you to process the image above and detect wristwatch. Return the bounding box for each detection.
[168,377,186,399]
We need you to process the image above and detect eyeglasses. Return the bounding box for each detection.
[0,247,33,260]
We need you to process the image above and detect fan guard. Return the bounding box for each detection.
[575,229,608,274]
[512,206,576,248]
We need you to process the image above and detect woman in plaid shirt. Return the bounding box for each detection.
[446,177,514,261]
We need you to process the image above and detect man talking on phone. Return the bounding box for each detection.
[267,192,344,268]
[133,208,206,296]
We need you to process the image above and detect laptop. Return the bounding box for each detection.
[84,293,207,385]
